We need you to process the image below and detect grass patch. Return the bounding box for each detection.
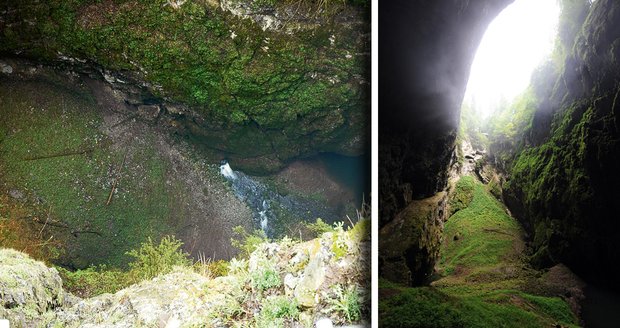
[380,178,578,327]
[440,176,521,276]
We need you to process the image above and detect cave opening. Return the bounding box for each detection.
[460,0,560,155]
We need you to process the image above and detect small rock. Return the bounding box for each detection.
[9,189,24,200]
[294,253,327,307]
[284,273,298,291]
[0,61,13,74]
[137,104,161,122]
[165,104,187,116]
[103,72,116,84]
[123,93,145,106]
[316,318,334,328]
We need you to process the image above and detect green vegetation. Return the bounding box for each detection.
[440,177,520,275]
[379,178,578,328]
[0,0,366,132]
[57,266,130,298]
[251,265,282,291]
[448,175,475,216]
[304,218,334,236]
[459,102,489,151]
[59,236,190,297]
[486,87,538,148]
[380,284,577,328]
[231,226,269,259]
[256,295,300,328]
[0,80,175,267]
[126,235,191,281]
[324,284,363,322]
[503,100,594,264]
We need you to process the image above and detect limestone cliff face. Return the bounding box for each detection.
[500,0,620,287]
[0,0,369,174]
[379,0,513,227]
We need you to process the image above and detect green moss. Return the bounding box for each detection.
[1,0,367,142]
[448,176,475,216]
[441,177,521,275]
[380,178,578,328]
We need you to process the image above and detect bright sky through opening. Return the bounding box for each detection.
[463,0,560,118]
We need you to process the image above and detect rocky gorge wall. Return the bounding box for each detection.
[497,0,620,288]
[0,219,370,327]
[0,0,370,174]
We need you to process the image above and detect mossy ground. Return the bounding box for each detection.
[379,176,579,328]
[0,78,175,267]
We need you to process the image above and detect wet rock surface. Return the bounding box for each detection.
[0,59,361,269]
[0,0,370,174]
[494,0,620,288]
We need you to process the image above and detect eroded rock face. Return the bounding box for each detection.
[379,0,513,228]
[378,0,513,285]
[379,192,447,285]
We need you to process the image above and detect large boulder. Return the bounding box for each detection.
[379,192,448,285]
[0,249,66,326]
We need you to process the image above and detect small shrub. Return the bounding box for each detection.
[251,267,281,291]
[331,222,349,259]
[231,226,269,259]
[256,295,299,328]
[126,235,191,281]
[348,218,370,243]
[207,259,230,277]
[193,252,229,278]
[324,284,363,323]
[304,218,333,237]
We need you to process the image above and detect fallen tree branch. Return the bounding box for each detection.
[106,149,129,206]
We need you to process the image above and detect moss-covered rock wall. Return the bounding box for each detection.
[0,0,369,173]
[496,0,620,288]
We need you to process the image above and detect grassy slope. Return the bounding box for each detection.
[0,78,174,268]
[380,176,578,328]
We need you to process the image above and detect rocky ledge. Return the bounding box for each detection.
[0,221,370,327]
